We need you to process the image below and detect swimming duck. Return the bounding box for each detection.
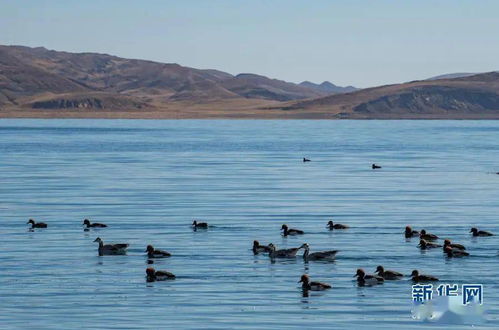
[281,224,304,236]
[444,246,470,257]
[268,243,302,259]
[93,237,129,256]
[411,270,439,282]
[443,239,466,251]
[405,226,419,238]
[299,274,331,291]
[300,243,338,262]
[192,220,208,229]
[354,268,384,286]
[146,267,175,282]
[470,227,493,237]
[303,158,311,162]
[27,219,47,228]
[372,164,382,169]
[327,220,349,230]
[83,219,107,228]
[252,240,272,255]
[374,266,403,280]
[418,239,441,249]
[420,229,439,241]
[145,245,171,258]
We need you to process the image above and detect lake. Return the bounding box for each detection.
[0,119,498,329]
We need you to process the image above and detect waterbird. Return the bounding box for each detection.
[146,267,175,282]
[83,219,107,228]
[443,239,466,251]
[268,243,302,259]
[303,158,311,162]
[470,227,493,237]
[192,220,208,229]
[354,268,384,286]
[93,237,129,256]
[252,240,272,255]
[372,164,382,169]
[418,239,441,249]
[374,266,403,280]
[420,229,439,241]
[444,246,470,257]
[327,220,349,230]
[411,270,439,282]
[300,243,338,262]
[26,219,47,228]
[405,226,419,238]
[146,245,171,258]
[299,274,331,291]
[281,224,304,236]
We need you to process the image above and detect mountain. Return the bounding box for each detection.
[426,72,479,81]
[278,72,499,119]
[299,81,358,94]
[0,45,331,112]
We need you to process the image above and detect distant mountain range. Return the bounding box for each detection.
[1,45,499,119]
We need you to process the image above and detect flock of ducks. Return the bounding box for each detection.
[26,214,494,291]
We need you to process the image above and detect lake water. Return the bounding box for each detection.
[0,119,498,329]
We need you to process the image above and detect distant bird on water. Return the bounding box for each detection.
[411,270,439,282]
[327,220,349,230]
[299,274,331,291]
[83,219,107,228]
[470,227,493,237]
[192,220,208,229]
[418,239,441,249]
[268,243,302,259]
[252,240,272,255]
[444,246,470,257]
[374,265,403,280]
[372,164,382,169]
[145,245,171,258]
[93,237,128,256]
[354,268,384,286]
[300,243,338,262]
[146,267,175,282]
[27,219,47,228]
[420,229,439,241]
[405,226,419,238]
[443,239,466,251]
[303,158,311,162]
[281,224,304,236]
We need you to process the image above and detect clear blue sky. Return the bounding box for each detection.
[1,0,498,87]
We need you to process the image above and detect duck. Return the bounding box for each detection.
[192,220,208,229]
[300,243,338,262]
[303,158,311,162]
[298,274,331,291]
[418,239,441,249]
[83,219,107,228]
[354,268,384,285]
[252,240,272,255]
[443,239,466,251]
[281,224,304,236]
[470,227,493,237]
[145,245,171,258]
[374,265,403,280]
[420,229,439,241]
[372,164,382,169]
[405,226,419,238]
[146,267,175,282]
[268,243,302,259]
[411,270,439,282]
[327,220,349,230]
[444,246,470,257]
[93,237,129,256]
[27,219,47,228]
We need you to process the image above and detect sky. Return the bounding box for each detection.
[1,0,499,88]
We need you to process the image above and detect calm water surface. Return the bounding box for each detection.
[0,120,498,329]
